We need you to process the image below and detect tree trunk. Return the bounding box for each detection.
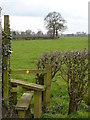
[56,29,58,37]
[68,95,78,114]
[53,25,55,39]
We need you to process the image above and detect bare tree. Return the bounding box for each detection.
[25,30,32,37]
[37,30,43,37]
[44,11,67,39]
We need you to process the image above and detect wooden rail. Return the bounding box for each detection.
[11,79,46,91]
[10,69,46,74]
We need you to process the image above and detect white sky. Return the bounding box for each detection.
[0,0,89,34]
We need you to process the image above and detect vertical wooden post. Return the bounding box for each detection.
[2,15,10,107]
[12,92,17,105]
[17,110,26,118]
[0,7,2,120]
[34,91,42,118]
[43,64,51,112]
[11,85,17,105]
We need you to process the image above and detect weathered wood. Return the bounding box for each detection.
[10,69,45,74]
[43,65,51,111]
[17,110,25,118]
[11,86,23,105]
[11,79,46,91]
[12,92,17,105]
[11,86,23,93]
[16,93,33,110]
[2,15,9,106]
[16,93,33,118]
[0,7,2,120]
[11,84,18,105]
[34,91,42,118]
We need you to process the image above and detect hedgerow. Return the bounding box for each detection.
[36,49,88,114]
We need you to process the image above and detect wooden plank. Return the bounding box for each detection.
[11,79,46,91]
[10,69,46,74]
[16,93,33,111]
[34,91,42,118]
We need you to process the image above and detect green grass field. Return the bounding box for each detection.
[11,37,88,118]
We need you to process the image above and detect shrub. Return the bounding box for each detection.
[36,50,88,114]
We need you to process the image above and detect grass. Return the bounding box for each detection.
[11,37,88,118]
[11,37,88,69]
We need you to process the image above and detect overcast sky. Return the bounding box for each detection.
[0,0,89,34]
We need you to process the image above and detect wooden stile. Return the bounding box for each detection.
[2,15,52,118]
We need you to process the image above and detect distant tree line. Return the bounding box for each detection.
[61,32,88,37]
[11,11,87,40]
[11,29,57,40]
[11,30,87,40]
[11,11,67,40]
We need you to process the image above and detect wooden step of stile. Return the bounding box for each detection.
[16,93,33,110]
[15,93,33,118]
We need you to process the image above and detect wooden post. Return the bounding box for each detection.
[11,85,23,105]
[0,7,2,120]
[2,15,10,107]
[18,110,26,118]
[43,64,51,112]
[11,85,18,105]
[34,91,42,118]
[12,92,17,105]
